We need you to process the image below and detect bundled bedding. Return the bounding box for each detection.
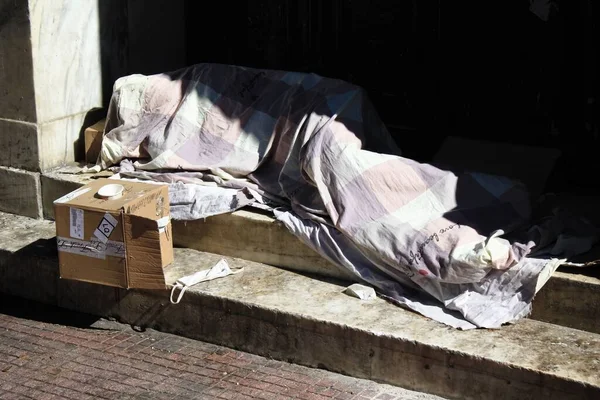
[99,63,576,329]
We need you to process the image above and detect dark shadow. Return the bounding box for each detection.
[83,0,598,190]
[0,237,102,329]
[92,0,598,187]
[66,1,129,165]
[0,237,173,332]
[557,264,600,279]
[182,1,598,169]
[73,107,107,164]
[440,167,600,274]
[0,294,101,329]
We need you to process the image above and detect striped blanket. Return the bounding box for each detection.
[100,63,562,329]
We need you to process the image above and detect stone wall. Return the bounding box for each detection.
[0,0,186,218]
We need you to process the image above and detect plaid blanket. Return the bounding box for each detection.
[101,63,562,329]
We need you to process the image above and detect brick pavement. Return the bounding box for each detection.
[0,295,443,400]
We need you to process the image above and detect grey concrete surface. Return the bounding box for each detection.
[0,0,37,122]
[0,166,42,218]
[1,211,599,400]
[37,111,91,171]
[530,270,600,333]
[172,210,356,281]
[0,212,56,303]
[40,166,102,219]
[0,119,40,170]
[40,166,600,334]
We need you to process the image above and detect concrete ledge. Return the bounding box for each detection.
[0,166,42,218]
[172,211,355,281]
[39,167,600,334]
[1,211,599,400]
[41,165,353,280]
[0,119,40,171]
[40,167,99,219]
[530,270,600,333]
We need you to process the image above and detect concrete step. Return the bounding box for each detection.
[1,211,599,400]
[41,165,354,281]
[40,166,600,334]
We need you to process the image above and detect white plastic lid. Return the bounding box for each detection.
[97,184,124,199]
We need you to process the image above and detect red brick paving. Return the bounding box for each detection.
[0,297,442,399]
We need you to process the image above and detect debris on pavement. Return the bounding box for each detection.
[343,284,376,300]
[170,259,243,304]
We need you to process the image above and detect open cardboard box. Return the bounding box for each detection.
[54,178,173,289]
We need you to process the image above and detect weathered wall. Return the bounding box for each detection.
[0,0,186,217]
[0,0,107,217]
[0,0,39,177]
[0,0,105,173]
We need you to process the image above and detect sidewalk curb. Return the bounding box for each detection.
[1,212,599,400]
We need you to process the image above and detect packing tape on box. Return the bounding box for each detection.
[156,216,170,232]
[157,216,171,241]
[57,237,125,260]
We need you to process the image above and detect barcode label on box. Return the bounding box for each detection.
[69,208,84,239]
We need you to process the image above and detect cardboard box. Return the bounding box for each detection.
[54,179,173,289]
[84,119,105,164]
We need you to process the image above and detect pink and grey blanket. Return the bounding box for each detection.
[100,63,566,329]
